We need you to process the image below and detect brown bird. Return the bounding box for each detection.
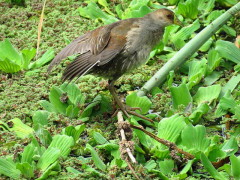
[48,8,180,117]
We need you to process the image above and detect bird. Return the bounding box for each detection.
[48,8,180,118]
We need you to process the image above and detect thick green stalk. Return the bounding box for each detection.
[137,2,240,96]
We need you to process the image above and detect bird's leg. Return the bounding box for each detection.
[108,80,130,118]
[108,80,154,123]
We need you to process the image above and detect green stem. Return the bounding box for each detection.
[137,2,240,96]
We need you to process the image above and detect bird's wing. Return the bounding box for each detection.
[47,23,117,72]
[61,19,139,81]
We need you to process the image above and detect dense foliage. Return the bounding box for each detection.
[0,0,239,179]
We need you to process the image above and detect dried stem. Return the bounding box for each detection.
[131,124,195,160]
[117,111,137,164]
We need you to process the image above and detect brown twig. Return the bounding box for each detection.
[127,110,155,123]
[131,124,195,160]
[117,111,137,164]
[117,111,142,180]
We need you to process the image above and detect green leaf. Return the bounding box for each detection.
[63,124,86,142]
[8,118,34,138]
[93,132,108,145]
[34,123,52,147]
[21,144,35,164]
[187,59,207,89]
[16,162,34,178]
[21,48,36,69]
[215,40,240,64]
[0,39,23,66]
[81,95,102,118]
[0,158,21,179]
[48,135,74,158]
[177,0,199,19]
[230,155,240,180]
[204,71,222,86]
[40,100,58,113]
[126,92,152,114]
[170,83,192,109]
[32,110,49,126]
[0,58,21,73]
[78,2,118,24]
[200,153,227,180]
[220,74,240,97]
[28,49,54,69]
[86,144,106,171]
[189,103,210,124]
[65,105,80,118]
[61,83,85,106]
[157,114,187,150]
[181,125,211,157]
[144,160,157,171]
[207,49,221,73]
[215,91,237,117]
[49,86,68,114]
[171,20,200,49]
[159,159,174,175]
[193,85,221,105]
[221,136,238,156]
[37,147,61,171]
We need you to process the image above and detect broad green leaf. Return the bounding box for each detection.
[40,100,58,113]
[193,85,221,105]
[221,136,238,156]
[126,92,152,114]
[159,159,174,175]
[37,147,60,171]
[0,58,21,73]
[171,20,200,49]
[49,86,68,114]
[204,71,222,86]
[215,91,237,117]
[230,155,240,180]
[220,74,240,97]
[144,160,157,171]
[34,123,52,147]
[8,118,34,138]
[199,38,213,52]
[32,110,49,126]
[61,83,85,106]
[170,83,192,109]
[187,59,207,89]
[78,2,118,24]
[28,49,54,69]
[63,124,86,142]
[16,162,34,178]
[48,135,74,158]
[157,114,187,150]
[93,132,108,145]
[0,158,21,179]
[177,0,199,19]
[21,48,36,69]
[207,49,222,73]
[81,95,102,118]
[216,40,240,64]
[189,103,210,124]
[0,39,23,66]
[181,125,210,157]
[200,153,227,180]
[21,144,35,164]
[65,105,80,118]
[86,143,106,171]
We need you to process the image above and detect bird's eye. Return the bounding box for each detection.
[167,14,174,20]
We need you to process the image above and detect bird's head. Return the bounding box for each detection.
[147,8,182,27]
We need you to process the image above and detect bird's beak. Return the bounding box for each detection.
[174,16,182,26]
